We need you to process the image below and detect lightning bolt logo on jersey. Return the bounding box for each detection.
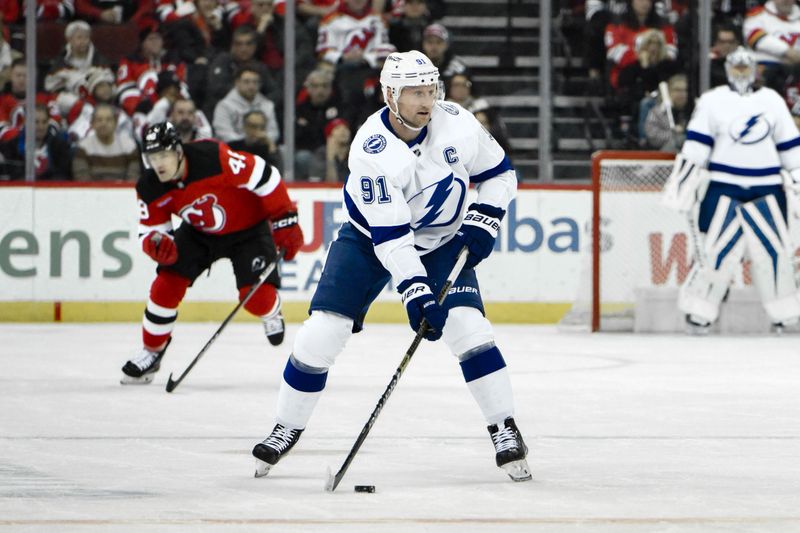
[345,102,515,255]
[729,113,771,145]
[681,85,800,187]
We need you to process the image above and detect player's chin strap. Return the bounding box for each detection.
[387,98,427,132]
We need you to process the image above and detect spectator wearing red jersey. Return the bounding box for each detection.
[743,0,800,92]
[75,0,155,24]
[604,0,676,91]
[116,26,187,117]
[0,58,61,142]
[0,104,72,181]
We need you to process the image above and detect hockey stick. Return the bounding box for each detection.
[165,250,284,393]
[325,246,469,492]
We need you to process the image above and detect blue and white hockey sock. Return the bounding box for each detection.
[276,355,328,430]
[459,346,514,426]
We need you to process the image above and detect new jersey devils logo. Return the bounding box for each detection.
[179,194,227,232]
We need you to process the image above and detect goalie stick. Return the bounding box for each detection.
[165,250,285,393]
[324,246,469,492]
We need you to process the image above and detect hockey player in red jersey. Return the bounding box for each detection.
[121,122,304,384]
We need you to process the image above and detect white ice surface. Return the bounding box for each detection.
[1,323,799,532]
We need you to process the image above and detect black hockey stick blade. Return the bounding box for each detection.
[165,251,284,393]
[325,247,468,492]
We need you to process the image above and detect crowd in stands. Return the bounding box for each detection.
[0,0,509,183]
[570,0,800,150]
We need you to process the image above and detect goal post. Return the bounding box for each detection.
[589,151,677,332]
[562,150,799,334]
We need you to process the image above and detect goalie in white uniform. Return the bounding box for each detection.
[663,46,800,332]
[250,50,532,483]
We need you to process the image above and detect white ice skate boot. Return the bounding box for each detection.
[488,417,532,482]
[252,424,303,477]
[261,308,285,346]
[120,339,171,385]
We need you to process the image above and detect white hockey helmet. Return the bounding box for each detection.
[725,46,756,95]
[380,50,441,131]
[380,50,440,102]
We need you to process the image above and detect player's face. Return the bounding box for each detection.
[147,150,181,182]
[396,84,437,128]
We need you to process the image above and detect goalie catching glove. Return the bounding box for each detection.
[455,203,505,269]
[271,211,304,260]
[397,276,448,341]
[142,232,178,265]
[662,154,709,213]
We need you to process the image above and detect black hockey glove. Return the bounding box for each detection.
[397,276,448,341]
[454,203,505,269]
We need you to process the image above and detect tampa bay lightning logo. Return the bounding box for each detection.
[409,173,466,230]
[438,102,459,115]
[729,113,771,145]
[363,134,387,154]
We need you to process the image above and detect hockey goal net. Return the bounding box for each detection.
[560,151,690,332]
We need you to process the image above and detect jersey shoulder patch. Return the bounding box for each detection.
[363,133,387,154]
[437,101,460,115]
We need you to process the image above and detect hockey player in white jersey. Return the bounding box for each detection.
[663,46,800,333]
[251,50,531,483]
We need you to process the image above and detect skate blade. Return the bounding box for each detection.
[501,458,532,482]
[120,373,155,385]
[254,458,273,478]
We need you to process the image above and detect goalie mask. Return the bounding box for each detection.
[380,50,442,131]
[725,46,756,95]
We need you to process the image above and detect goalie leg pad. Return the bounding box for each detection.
[291,310,353,370]
[679,195,745,324]
[737,195,800,324]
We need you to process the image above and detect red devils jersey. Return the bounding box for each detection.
[604,22,677,88]
[116,55,187,116]
[136,140,293,239]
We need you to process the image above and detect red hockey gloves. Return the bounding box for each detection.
[272,211,304,260]
[142,232,178,265]
[454,203,505,269]
[397,276,448,341]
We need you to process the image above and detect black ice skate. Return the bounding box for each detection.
[262,310,285,346]
[120,339,171,385]
[488,417,532,482]
[252,424,303,477]
[685,314,710,336]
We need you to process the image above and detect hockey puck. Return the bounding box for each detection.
[354,485,375,493]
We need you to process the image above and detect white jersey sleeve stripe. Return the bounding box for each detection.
[137,222,174,243]
[470,156,514,183]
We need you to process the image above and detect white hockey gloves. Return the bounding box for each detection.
[781,169,800,219]
[662,153,709,213]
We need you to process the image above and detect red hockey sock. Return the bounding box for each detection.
[241,283,279,317]
[143,271,190,349]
